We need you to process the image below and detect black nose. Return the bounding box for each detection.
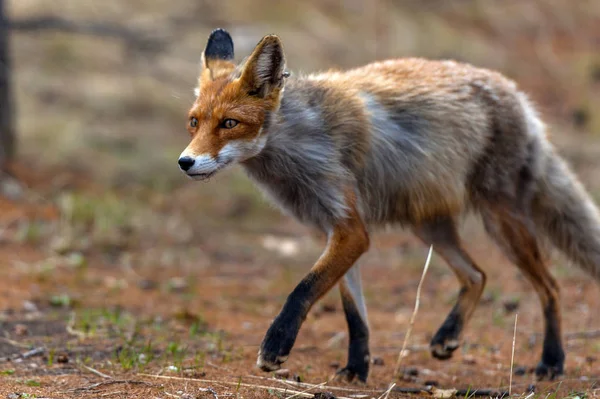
[178,156,195,171]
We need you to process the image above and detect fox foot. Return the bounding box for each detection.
[256,315,301,372]
[430,337,460,360]
[334,362,369,383]
[430,309,463,360]
[256,350,288,372]
[534,360,564,380]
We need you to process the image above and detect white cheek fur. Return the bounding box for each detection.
[218,135,267,163]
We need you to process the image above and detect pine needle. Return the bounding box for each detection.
[509,313,518,396]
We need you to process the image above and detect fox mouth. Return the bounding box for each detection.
[186,160,232,181]
[187,171,216,181]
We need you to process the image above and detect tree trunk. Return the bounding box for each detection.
[0,0,15,171]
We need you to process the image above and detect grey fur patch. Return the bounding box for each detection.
[342,263,368,326]
[242,83,351,231]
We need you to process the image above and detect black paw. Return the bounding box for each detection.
[256,317,301,373]
[535,361,564,380]
[334,365,368,384]
[257,349,288,372]
[430,308,463,360]
[430,337,460,360]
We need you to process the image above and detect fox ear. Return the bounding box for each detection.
[203,28,234,64]
[201,29,235,79]
[238,34,286,98]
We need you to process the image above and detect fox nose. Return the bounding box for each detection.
[178,156,195,171]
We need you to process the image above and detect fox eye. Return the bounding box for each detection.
[189,117,198,128]
[221,119,239,129]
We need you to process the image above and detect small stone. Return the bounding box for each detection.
[274,369,290,379]
[22,301,38,313]
[66,252,87,268]
[50,236,73,255]
[167,277,188,292]
[0,177,24,200]
[585,356,597,365]
[480,292,496,305]
[514,366,527,376]
[7,393,21,399]
[137,279,158,291]
[183,369,206,378]
[503,299,520,313]
[56,352,69,363]
[404,366,419,377]
[371,356,385,366]
[462,354,477,365]
[313,392,335,399]
[14,324,28,336]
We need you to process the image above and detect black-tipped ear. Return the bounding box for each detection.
[204,28,234,63]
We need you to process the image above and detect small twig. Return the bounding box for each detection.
[100,391,125,398]
[81,364,112,379]
[394,245,433,376]
[20,346,45,359]
[393,386,509,398]
[206,361,232,371]
[202,387,219,399]
[138,374,354,399]
[66,380,157,393]
[244,374,378,394]
[166,391,220,399]
[378,383,396,399]
[66,311,88,339]
[510,313,518,396]
[0,335,31,349]
[286,380,328,399]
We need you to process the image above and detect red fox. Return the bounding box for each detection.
[178,28,600,383]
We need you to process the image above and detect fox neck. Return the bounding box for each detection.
[240,80,350,230]
[242,80,327,173]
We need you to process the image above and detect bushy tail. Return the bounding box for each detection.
[533,148,600,281]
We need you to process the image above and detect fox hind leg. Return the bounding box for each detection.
[335,263,370,383]
[482,207,564,380]
[412,217,486,360]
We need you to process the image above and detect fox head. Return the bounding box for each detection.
[178,29,287,180]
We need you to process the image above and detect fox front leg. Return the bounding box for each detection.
[256,206,369,373]
[335,263,370,383]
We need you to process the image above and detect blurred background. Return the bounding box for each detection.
[0,0,599,395]
[4,0,600,274]
[3,0,600,245]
